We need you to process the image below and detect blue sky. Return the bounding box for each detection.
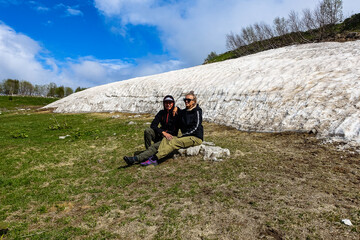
[0,0,359,89]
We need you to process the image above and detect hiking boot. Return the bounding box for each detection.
[140,156,158,166]
[123,156,139,165]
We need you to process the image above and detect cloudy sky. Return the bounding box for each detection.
[0,0,359,89]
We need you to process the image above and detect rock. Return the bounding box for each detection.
[128,121,136,125]
[59,135,70,139]
[111,115,120,119]
[177,144,230,161]
[341,219,353,226]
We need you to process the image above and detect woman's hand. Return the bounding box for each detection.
[162,132,173,140]
[173,106,178,116]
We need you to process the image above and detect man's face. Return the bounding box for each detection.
[164,101,174,110]
[184,95,195,109]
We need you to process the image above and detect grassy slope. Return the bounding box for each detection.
[0,96,58,111]
[0,98,359,239]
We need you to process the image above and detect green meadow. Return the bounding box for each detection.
[0,96,359,239]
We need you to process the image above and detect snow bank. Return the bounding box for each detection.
[44,41,360,144]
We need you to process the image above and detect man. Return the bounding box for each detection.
[141,91,203,166]
[123,95,179,165]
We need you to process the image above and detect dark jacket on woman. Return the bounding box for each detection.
[150,96,179,137]
[178,104,203,140]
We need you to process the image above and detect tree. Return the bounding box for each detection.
[19,80,34,96]
[273,17,289,36]
[302,8,317,31]
[226,32,245,50]
[47,82,57,97]
[316,0,343,26]
[75,87,87,92]
[65,87,73,96]
[204,51,218,63]
[55,86,65,98]
[3,79,19,95]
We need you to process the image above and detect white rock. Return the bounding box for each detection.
[128,121,136,125]
[111,115,120,119]
[59,135,70,139]
[341,219,353,226]
[178,144,230,161]
[43,41,360,145]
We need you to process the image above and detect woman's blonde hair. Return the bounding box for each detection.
[185,91,197,104]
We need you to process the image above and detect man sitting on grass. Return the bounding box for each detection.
[140,91,203,166]
[123,95,179,165]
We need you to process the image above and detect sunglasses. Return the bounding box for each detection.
[183,98,193,103]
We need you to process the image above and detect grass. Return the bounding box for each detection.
[0,95,59,111]
[0,96,359,239]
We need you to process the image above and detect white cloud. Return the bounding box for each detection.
[0,22,182,88]
[0,23,55,85]
[35,6,50,12]
[55,3,84,17]
[66,7,83,16]
[94,0,360,66]
[62,57,183,87]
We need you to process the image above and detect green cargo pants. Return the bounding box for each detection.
[156,136,203,160]
[144,127,162,149]
[135,128,162,161]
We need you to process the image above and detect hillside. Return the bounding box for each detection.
[44,41,360,145]
[206,13,360,64]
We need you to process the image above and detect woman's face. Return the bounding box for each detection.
[164,101,174,110]
[184,95,195,109]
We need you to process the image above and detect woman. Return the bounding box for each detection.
[141,91,203,166]
[123,95,179,165]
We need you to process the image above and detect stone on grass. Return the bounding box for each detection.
[177,142,230,161]
[59,135,70,139]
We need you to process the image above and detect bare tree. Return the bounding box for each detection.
[289,10,310,43]
[288,10,302,32]
[241,27,252,45]
[318,0,343,25]
[226,32,247,56]
[226,32,245,50]
[302,8,317,31]
[273,17,289,36]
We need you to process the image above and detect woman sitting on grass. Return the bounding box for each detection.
[141,91,203,166]
[123,95,179,165]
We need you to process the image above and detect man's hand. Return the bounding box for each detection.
[162,132,173,140]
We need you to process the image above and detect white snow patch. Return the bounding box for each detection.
[43,41,360,145]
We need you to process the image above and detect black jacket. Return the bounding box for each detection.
[178,104,203,140]
[150,108,179,137]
